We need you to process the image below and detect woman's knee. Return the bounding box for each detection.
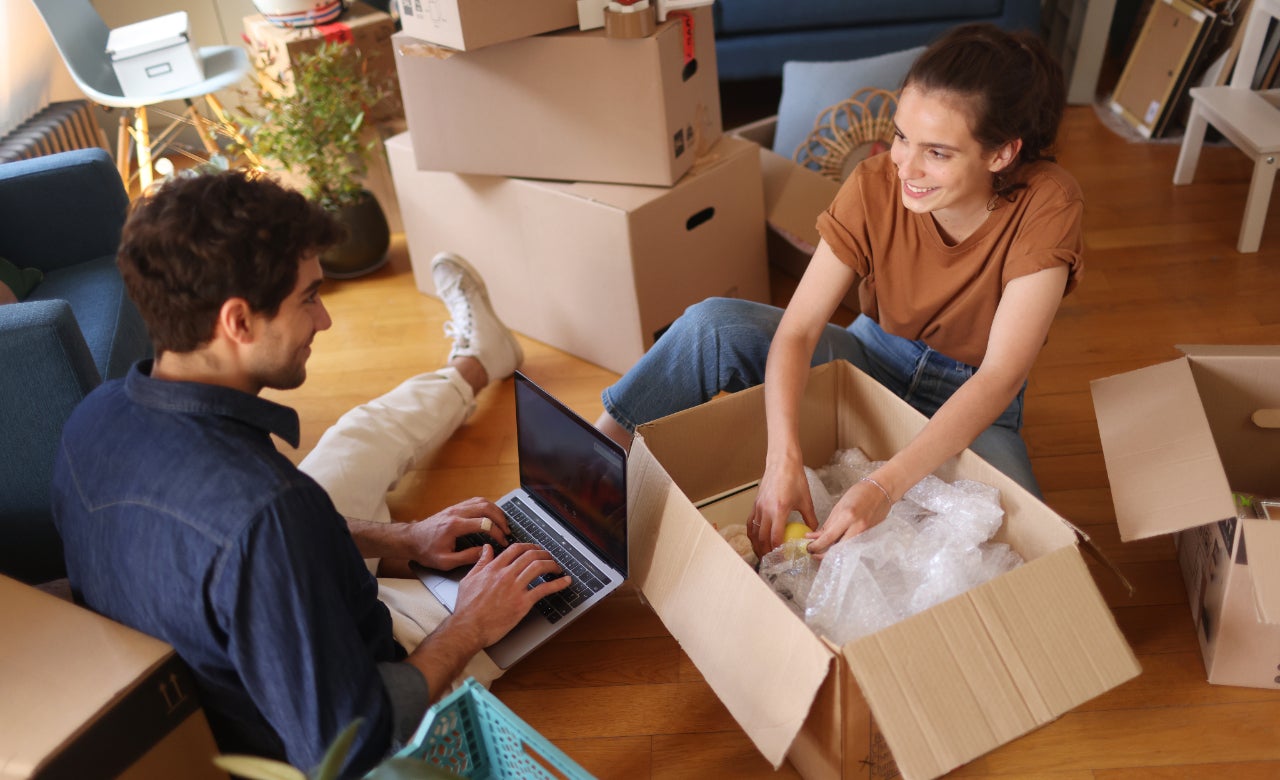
[677,297,759,332]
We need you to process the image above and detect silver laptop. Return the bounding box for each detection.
[414,371,628,669]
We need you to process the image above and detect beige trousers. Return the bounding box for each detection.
[299,366,502,688]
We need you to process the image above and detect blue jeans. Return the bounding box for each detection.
[602,298,1041,497]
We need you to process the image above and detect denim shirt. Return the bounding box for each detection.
[51,361,412,776]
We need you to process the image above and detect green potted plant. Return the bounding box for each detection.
[214,719,464,780]
[247,40,392,278]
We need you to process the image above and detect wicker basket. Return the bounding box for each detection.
[393,678,594,780]
[794,87,898,183]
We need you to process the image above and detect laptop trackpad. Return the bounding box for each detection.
[420,566,466,610]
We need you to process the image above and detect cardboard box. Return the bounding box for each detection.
[728,115,860,313]
[1092,345,1280,689]
[386,131,769,375]
[106,12,204,98]
[392,0,579,52]
[394,6,722,187]
[244,1,403,123]
[627,361,1141,779]
[0,576,226,780]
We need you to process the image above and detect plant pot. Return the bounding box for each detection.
[253,0,346,28]
[321,189,390,279]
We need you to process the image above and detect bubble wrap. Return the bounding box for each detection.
[758,541,820,617]
[757,448,1025,644]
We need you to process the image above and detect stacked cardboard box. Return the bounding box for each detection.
[244,1,404,124]
[386,5,770,374]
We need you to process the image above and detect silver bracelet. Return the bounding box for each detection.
[860,475,893,505]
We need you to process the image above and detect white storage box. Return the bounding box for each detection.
[107,12,204,98]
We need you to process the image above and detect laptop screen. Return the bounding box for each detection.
[515,374,627,572]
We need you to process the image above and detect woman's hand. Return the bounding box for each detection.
[747,456,817,559]
[806,478,893,555]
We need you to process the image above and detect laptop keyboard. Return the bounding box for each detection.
[456,496,611,624]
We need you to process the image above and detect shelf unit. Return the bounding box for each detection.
[1044,0,1120,104]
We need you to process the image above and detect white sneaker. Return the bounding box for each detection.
[431,252,523,381]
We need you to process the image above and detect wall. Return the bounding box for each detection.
[1,0,260,156]
[0,0,79,137]
[94,0,259,49]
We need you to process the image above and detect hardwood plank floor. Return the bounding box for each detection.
[268,104,1280,777]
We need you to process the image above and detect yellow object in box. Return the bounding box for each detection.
[783,522,810,543]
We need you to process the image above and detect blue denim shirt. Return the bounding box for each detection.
[51,361,415,776]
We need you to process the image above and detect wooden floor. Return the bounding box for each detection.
[267,104,1280,778]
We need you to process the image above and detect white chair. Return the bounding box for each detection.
[1173,0,1280,253]
[30,0,259,191]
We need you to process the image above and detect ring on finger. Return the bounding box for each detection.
[479,517,493,534]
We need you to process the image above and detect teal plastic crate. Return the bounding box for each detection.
[393,678,594,780]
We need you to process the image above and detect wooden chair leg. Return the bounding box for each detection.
[1237,155,1277,253]
[133,107,153,191]
[186,99,221,156]
[115,113,131,187]
[1173,106,1208,185]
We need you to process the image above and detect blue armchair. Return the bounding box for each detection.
[0,148,151,584]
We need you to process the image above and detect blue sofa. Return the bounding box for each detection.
[712,0,1043,80]
[0,148,151,584]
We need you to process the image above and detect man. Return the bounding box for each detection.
[51,170,571,775]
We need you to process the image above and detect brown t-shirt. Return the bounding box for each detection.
[816,152,1084,367]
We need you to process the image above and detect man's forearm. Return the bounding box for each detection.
[404,614,487,703]
[344,517,409,559]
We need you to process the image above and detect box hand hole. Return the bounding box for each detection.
[686,206,714,231]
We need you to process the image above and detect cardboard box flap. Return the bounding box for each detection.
[1243,519,1280,625]
[730,116,840,257]
[1091,357,1234,541]
[628,439,832,768]
[756,147,838,253]
[843,547,1140,780]
[0,577,174,769]
[1176,344,1280,360]
[1176,344,1280,494]
[1076,532,1137,597]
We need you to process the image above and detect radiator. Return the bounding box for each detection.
[0,100,111,165]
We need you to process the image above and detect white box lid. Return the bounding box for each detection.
[106,11,191,60]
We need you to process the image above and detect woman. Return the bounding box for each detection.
[596,24,1082,559]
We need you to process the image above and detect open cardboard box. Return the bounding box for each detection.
[627,361,1140,779]
[0,576,225,779]
[728,115,859,313]
[1092,345,1280,689]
